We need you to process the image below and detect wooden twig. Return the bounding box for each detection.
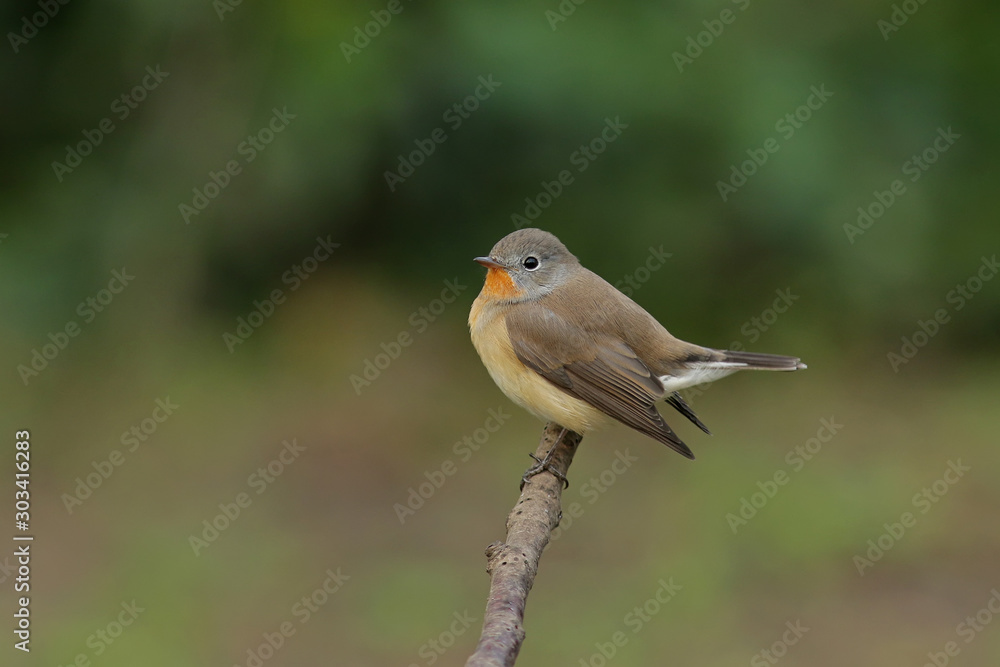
[465,422,583,667]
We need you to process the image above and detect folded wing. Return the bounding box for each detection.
[506,305,694,459]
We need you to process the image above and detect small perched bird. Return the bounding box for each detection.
[469,228,805,471]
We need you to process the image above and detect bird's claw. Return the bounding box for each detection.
[520,451,569,490]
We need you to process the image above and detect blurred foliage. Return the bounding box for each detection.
[1,1,998,665]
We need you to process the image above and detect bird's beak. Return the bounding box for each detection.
[474,256,504,270]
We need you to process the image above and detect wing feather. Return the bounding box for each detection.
[505,305,695,459]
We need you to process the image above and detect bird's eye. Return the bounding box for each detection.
[523,256,540,271]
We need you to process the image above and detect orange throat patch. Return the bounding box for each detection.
[480,267,523,300]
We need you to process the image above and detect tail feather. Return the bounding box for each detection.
[716,350,806,371]
[657,348,805,393]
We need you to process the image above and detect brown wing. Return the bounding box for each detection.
[505,305,694,459]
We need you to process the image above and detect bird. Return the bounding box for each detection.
[468,228,805,480]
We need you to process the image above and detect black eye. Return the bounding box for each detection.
[523,256,540,270]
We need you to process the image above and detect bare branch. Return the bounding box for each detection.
[465,422,583,667]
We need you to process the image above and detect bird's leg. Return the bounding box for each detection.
[521,427,569,490]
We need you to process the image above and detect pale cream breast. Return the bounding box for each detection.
[470,293,606,434]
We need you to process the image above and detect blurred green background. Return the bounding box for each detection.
[2,1,999,665]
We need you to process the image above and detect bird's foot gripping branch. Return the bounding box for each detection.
[465,422,582,667]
